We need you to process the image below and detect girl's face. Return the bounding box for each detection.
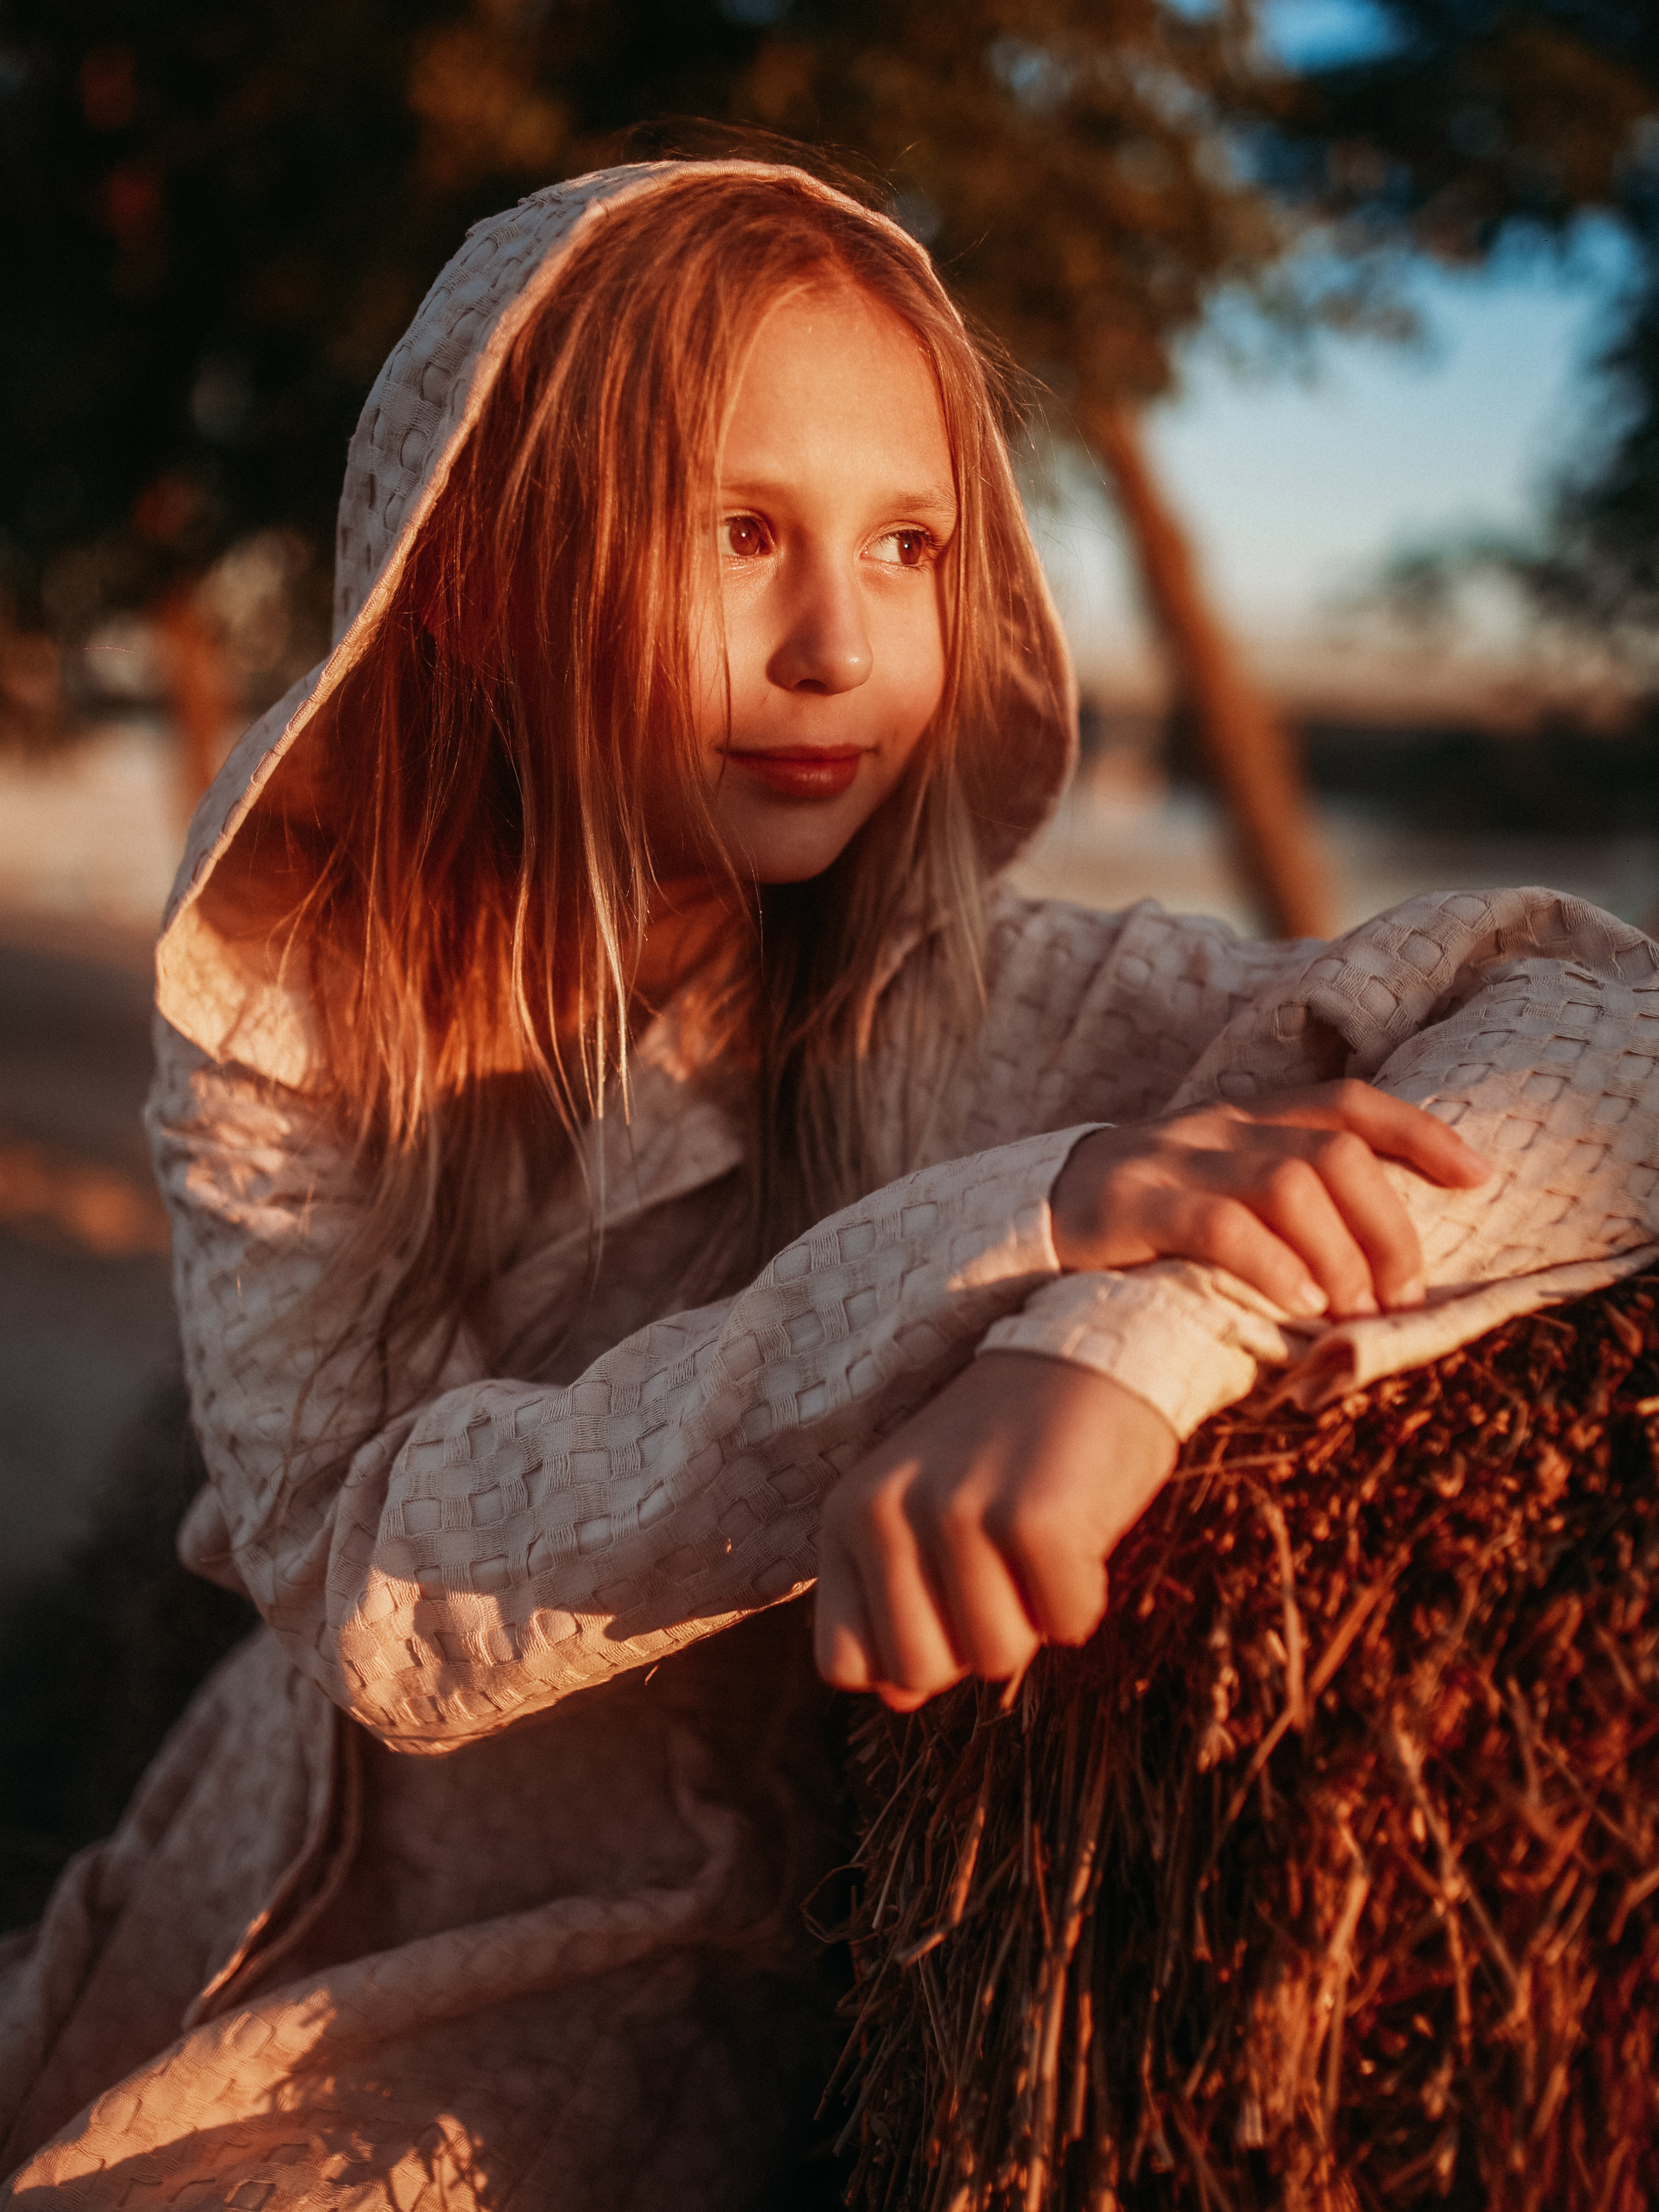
[679,282,957,886]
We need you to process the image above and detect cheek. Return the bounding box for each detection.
[882,588,948,746]
[685,597,727,746]
[688,591,773,752]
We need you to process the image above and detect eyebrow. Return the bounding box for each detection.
[889,485,959,521]
[720,477,959,521]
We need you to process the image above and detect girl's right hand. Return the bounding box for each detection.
[815,1351,1176,1708]
[1050,1081,1489,1321]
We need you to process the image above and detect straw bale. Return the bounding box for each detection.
[831,1272,1659,2211]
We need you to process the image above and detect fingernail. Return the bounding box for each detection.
[1347,1291,1378,1318]
[1291,1281,1328,1317]
[1394,1278,1425,1308]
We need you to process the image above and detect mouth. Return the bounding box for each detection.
[722,747,867,801]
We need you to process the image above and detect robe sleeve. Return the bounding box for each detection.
[970,886,1659,1433]
[147,1023,1091,1752]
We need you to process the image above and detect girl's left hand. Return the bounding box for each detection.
[1050,1082,1489,1321]
[814,1350,1177,1709]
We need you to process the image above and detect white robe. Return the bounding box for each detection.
[5,158,1657,2208]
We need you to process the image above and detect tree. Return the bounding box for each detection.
[1262,1,1659,655]
[0,1,1389,926]
[0,2,486,779]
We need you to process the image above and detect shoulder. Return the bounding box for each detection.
[979,886,1303,1020]
[146,1012,354,1230]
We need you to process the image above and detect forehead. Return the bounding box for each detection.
[719,283,953,501]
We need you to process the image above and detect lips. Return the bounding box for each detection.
[723,748,865,800]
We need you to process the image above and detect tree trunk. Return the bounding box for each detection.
[155,586,234,824]
[1082,400,1332,941]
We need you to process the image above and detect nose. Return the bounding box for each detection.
[766,557,872,695]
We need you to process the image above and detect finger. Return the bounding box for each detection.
[1333,1085,1489,1186]
[1252,1153,1383,1317]
[1302,1126,1427,1307]
[1167,1190,1330,1317]
[1262,1083,1488,1188]
[921,1497,1043,1681]
[817,1526,961,1708]
[874,1682,940,1714]
[848,1483,967,1699]
[991,1432,1170,1645]
[813,1531,880,1690]
[996,1492,1111,1647]
[1116,1138,1418,1317]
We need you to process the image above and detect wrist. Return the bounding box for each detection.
[1049,1125,1123,1272]
[972,1347,1178,1457]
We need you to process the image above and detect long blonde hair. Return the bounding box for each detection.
[250,166,1070,1382]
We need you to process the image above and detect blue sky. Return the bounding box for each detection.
[1148,232,1633,632]
[1256,0,1399,69]
[1042,0,1640,657]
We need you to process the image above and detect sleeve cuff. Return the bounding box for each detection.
[977,1262,1303,1438]
[977,1245,1659,1440]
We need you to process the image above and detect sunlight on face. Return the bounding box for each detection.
[679,283,957,885]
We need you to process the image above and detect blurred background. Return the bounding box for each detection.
[1,0,1656,1921]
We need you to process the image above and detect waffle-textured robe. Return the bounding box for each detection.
[4,162,1659,2209]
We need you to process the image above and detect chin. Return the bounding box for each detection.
[721,805,875,885]
[747,844,855,886]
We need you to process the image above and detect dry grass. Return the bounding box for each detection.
[831,1274,1659,2211]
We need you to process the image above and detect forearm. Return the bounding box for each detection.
[984,931,1659,1433]
[161,1085,1092,1750]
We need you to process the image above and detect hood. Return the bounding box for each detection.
[155,161,1078,1088]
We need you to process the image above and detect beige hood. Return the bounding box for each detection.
[155,161,1078,1088]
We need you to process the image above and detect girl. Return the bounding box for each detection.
[2,157,1656,2209]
